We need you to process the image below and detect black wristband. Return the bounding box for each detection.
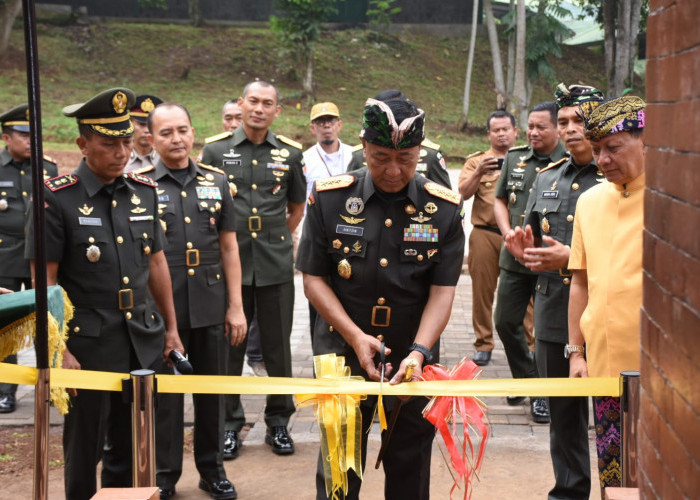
[409,343,433,363]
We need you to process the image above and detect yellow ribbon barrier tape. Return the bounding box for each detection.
[0,365,622,397]
[296,354,365,499]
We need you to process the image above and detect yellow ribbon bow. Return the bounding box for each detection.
[296,354,366,499]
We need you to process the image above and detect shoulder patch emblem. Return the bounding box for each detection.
[45,174,78,192]
[276,134,303,150]
[315,174,355,192]
[134,165,155,175]
[424,182,461,205]
[465,151,483,160]
[128,171,158,188]
[43,154,58,164]
[538,157,568,174]
[197,162,225,175]
[204,131,233,144]
[421,138,440,150]
[351,143,363,152]
[509,144,529,152]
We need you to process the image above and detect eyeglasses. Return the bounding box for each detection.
[312,117,339,126]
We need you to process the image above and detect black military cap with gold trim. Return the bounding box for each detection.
[0,104,30,133]
[62,88,136,137]
[130,94,163,123]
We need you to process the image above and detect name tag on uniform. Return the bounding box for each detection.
[542,191,559,199]
[158,194,170,202]
[79,217,102,226]
[129,215,154,222]
[196,186,222,200]
[0,181,13,187]
[511,173,524,179]
[336,224,364,236]
[223,160,241,168]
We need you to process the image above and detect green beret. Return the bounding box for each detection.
[360,96,425,149]
[63,88,136,137]
[0,104,30,133]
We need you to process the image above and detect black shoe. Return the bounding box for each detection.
[265,426,295,455]
[472,351,491,366]
[223,430,241,460]
[506,396,526,406]
[159,486,176,500]
[531,397,550,424]
[0,393,16,413]
[198,478,237,500]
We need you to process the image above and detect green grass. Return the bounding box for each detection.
[0,22,618,165]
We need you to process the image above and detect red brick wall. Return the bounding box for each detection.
[641,0,700,498]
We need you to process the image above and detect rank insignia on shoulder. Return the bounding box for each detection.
[43,154,58,164]
[198,163,225,175]
[421,138,440,150]
[316,174,355,192]
[424,182,461,205]
[465,151,483,160]
[204,131,233,144]
[351,143,363,152]
[128,172,157,188]
[509,144,529,152]
[134,165,155,175]
[45,174,78,192]
[538,157,567,174]
[276,134,303,150]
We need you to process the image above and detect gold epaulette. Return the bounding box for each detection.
[424,182,461,205]
[204,131,233,144]
[421,138,440,150]
[198,162,225,175]
[45,174,78,192]
[43,154,57,164]
[315,174,355,192]
[509,144,529,152]
[133,165,155,175]
[351,143,363,152]
[277,134,303,150]
[538,157,568,174]
[465,151,484,160]
[128,171,157,188]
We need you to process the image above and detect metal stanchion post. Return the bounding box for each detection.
[130,369,156,487]
[620,370,640,487]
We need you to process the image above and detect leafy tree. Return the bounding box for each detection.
[366,0,402,31]
[269,0,338,101]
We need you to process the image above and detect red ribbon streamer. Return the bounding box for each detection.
[422,358,490,499]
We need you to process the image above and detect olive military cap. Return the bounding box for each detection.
[0,104,30,133]
[63,88,136,137]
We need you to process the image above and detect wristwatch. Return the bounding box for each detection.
[564,344,585,359]
[409,343,433,363]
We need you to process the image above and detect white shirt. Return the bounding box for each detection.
[125,149,160,173]
[302,140,353,204]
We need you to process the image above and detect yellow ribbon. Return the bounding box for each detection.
[296,354,365,499]
[0,365,622,397]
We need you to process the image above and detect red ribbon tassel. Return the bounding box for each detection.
[422,358,490,500]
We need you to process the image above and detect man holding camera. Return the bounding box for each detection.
[138,102,246,500]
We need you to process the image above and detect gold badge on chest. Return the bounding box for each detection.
[337,259,352,279]
[345,197,364,215]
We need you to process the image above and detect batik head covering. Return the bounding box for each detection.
[580,96,646,141]
[554,83,604,109]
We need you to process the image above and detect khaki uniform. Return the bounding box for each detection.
[347,138,452,189]
[201,127,306,431]
[493,143,567,380]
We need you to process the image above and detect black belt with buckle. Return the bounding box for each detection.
[244,215,287,233]
[68,288,147,310]
[166,250,220,267]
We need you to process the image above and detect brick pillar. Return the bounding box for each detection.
[641,0,700,497]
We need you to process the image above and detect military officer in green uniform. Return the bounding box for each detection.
[25,88,181,500]
[297,92,465,500]
[347,90,452,190]
[0,104,58,413]
[200,80,306,455]
[140,103,244,500]
[506,84,605,500]
[494,101,567,423]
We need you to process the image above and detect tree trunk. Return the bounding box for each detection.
[512,0,528,129]
[628,0,643,91]
[188,0,203,27]
[484,0,507,110]
[506,0,516,97]
[302,51,315,101]
[459,0,480,131]
[0,0,22,59]
[614,0,631,96]
[602,0,617,96]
